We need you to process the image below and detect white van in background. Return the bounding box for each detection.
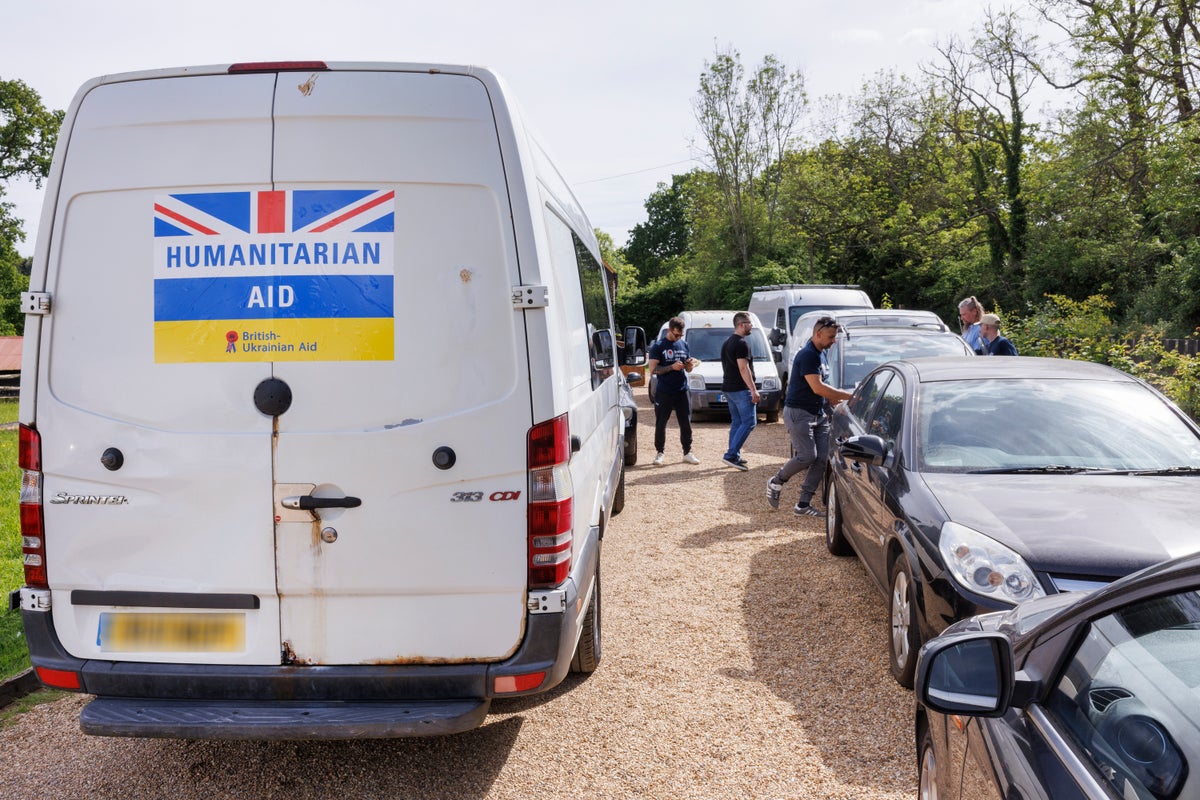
[748,285,872,389]
[649,311,782,423]
[13,61,642,740]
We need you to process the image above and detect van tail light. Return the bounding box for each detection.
[19,424,47,589]
[527,414,573,588]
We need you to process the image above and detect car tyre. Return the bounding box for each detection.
[889,556,920,688]
[570,563,601,673]
[825,481,854,557]
[918,722,938,799]
[624,424,638,467]
[765,407,780,423]
[612,465,625,516]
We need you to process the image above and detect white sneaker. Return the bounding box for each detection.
[653,452,665,466]
[682,452,700,465]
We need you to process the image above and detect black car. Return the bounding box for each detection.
[825,356,1200,688]
[916,550,1200,799]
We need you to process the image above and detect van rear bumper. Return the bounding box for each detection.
[690,388,783,415]
[22,598,575,738]
[20,528,598,739]
[79,696,490,739]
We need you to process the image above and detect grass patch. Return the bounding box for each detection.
[0,689,69,728]
[0,399,16,424]
[0,426,29,682]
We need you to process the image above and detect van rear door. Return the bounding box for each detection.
[267,70,531,665]
[37,72,283,665]
[36,67,531,668]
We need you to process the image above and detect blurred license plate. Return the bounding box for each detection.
[717,394,726,403]
[99,612,245,653]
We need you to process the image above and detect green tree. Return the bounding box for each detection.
[622,174,693,283]
[928,9,1039,307]
[1,77,62,335]
[692,47,805,273]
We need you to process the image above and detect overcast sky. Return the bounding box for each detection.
[3,0,1022,255]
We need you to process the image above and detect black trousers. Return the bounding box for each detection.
[654,390,692,453]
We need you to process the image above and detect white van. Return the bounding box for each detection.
[648,311,782,422]
[748,285,872,388]
[13,61,644,739]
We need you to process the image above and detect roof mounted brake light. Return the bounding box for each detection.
[228,61,329,74]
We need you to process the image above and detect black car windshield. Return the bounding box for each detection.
[832,334,971,389]
[684,328,771,362]
[917,378,1200,472]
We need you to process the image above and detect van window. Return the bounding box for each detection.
[684,328,771,362]
[789,304,871,334]
[545,211,614,388]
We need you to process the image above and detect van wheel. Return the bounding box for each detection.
[612,465,626,516]
[570,565,601,673]
[765,408,779,423]
[624,425,638,467]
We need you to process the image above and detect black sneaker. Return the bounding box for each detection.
[794,503,824,518]
[722,457,749,472]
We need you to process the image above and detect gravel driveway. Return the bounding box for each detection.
[0,396,914,799]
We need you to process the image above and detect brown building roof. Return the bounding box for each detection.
[0,337,22,371]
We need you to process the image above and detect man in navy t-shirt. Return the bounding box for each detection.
[766,316,854,516]
[647,317,700,466]
[979,313,1018,356]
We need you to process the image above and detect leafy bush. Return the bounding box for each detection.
[1008,294,1200,420]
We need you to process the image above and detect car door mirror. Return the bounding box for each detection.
[915,631,1014,717]
[838,434,889,466]
[768,327,786,347]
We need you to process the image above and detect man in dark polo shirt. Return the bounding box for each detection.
[719,311,761,470]
[766,316,853,516]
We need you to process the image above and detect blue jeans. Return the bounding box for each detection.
[723,390,757,460]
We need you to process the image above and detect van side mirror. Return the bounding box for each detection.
[592,329,615,370]
[768,328,786,347]
[622,326,647,366]
[915,631,1015,717]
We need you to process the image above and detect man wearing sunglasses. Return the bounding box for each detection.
[720,312,761,470]
[646,317,701,466]
[767,316,853,516]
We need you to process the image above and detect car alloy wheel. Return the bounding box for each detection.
[889,557,919,688]
[918,725,938,799]
[824,482,853,557]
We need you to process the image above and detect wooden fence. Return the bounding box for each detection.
[1164,339,1200,356]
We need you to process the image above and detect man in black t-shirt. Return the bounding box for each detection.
[719,312,761,470]
[646,317,700,466]
[766,315,853,516]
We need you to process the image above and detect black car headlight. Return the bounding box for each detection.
[938,522,1046,605]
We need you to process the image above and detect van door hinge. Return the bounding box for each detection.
[21,291,51,316]
[512,285,549,309]
[527,589,566,614]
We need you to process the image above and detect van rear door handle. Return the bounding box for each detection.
[281,495,362,510]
